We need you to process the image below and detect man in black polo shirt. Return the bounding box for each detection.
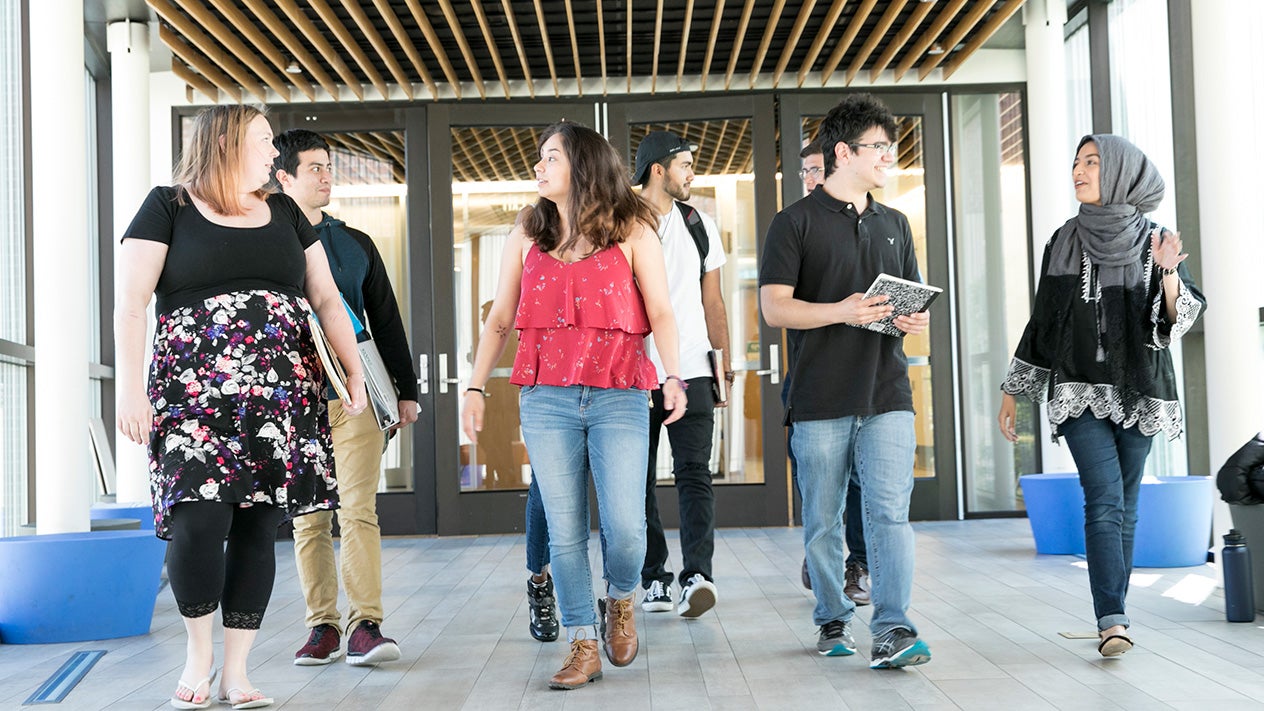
[759,94,932,669]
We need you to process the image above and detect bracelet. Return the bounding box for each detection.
[665,375,688,390]
[465,386,485,396]
[1159,265,1178,276]
[723,370,736,383]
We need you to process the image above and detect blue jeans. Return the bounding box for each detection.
[1059,414,1154,631]
[519,384,649,630]
[525,473,551,575]
[793,411,917,637]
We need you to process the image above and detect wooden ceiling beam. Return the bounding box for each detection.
[171,59,219,103]
[918,0,998,80]
[893,0,967,81]
[437,0,489,99]
[845,0,907,85]
[723,0,758,90]
[157,23,243,102]
[273,0,365,99]
[531,0,561,97]
[240,0,341,100]
[562,0,584,96]
[454,130,493,182]
[499,0,536,98]
[651,0,664,93]
[368,0,438,100]
[401,0,462,99]
[796,0,847,87]
[150,0,267,102]
[340,0,418,100]
[869,0,935,82]
[941,0,1025,80]
[675,0,696,92]
[596,0,609,94]
[721,121,748,174]
[306,0,391,100]
[747,0,787,88]
[771,0,818,88]
[699,0,726,91]
[370,131,406,165]
[469,0,513,98]
[202,0,315,100]
[819,0,877,85]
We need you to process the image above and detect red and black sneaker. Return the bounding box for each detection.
[345,620,401,666]
[294,623,342,666]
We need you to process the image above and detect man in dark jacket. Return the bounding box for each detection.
[273,130,418,667]
[1218,433,1264,504]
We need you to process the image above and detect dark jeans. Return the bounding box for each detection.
[789,424,867,569]
[525,474,550,574]
[643,376,716,587]
[1059,413,1154,630]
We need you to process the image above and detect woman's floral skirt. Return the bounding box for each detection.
[147,290,337,539]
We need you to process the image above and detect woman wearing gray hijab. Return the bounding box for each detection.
[997,135,1205,658]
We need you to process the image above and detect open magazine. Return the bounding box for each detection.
[851,273,942,338]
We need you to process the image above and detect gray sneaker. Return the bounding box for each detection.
[815,619,856,656]
[870,627,931,669]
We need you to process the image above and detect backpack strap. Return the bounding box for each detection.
[675,200,710,281]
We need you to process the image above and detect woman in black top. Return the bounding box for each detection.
[116,105,365,709]
[998,134,1205,658]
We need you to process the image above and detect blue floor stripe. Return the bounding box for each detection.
[23,650,106,705]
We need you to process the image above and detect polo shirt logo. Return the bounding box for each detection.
[887,237,895,245]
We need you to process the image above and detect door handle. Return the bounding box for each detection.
[753,344,781,384]
[417,354,429,395]
[438,353,460,393]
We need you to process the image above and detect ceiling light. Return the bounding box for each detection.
[285,59,303,75]
[928,42,945,55]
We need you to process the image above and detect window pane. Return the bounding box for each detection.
[0,0,24,343]
[0,361,28,536]
[952,92,1038,513]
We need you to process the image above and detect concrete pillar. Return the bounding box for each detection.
[30,0,91,533]
[1023,0,1077,472]
[108,20,152,505]
[1190,2,1264,470]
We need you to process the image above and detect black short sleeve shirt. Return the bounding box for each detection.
[759,188,921,423]
[122,186,320,314]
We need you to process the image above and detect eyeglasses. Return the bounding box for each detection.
[798,166,823,179]
[849,142,898,157]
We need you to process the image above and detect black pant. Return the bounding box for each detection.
[167,501,286,629]
[643,376,716,587]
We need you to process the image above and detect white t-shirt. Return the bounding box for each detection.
[645,203,727,383]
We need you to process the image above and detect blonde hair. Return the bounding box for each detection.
[173,105,271,216]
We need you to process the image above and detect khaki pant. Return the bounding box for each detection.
[293,399,385,631]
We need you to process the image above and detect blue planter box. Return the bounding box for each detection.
[90,502,155,530]
[0,530,167,644]
[1020,473,1214,567]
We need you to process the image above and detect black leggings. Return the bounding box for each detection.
[167,501,286,629]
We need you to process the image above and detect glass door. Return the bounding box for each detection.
[608,95,789,527]
[779,94,956,521]
[428,103,594,535]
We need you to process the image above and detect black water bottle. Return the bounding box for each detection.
[1223,529,1256,623]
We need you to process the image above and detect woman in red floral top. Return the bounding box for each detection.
[462,122,687,690]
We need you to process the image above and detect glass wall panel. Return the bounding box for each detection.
[1108,0,1188,476]
[0,0,23,343]
[0,361,28,536]
[951,92,1037,513]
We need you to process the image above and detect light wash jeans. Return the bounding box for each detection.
[519,384,649,631]
[793,411,918,637]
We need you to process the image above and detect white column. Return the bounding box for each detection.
[30,0,92,533]
[108,20,152,505]
[1191,1,1264,471]
[1023,0,1077,473]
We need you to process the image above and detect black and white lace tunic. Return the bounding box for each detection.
[1001,228,1205,441]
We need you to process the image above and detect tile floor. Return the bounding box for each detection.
[2,519,1261,710]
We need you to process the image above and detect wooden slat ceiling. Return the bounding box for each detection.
[151,0,1027,104]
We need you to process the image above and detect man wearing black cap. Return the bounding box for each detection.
[633,130,731,619]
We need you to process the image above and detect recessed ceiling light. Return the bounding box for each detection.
[285,59,303,75]
[928,42,945,55]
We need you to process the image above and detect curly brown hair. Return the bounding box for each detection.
[522,121,656,256]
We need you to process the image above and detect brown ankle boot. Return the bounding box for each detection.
[602,596,638,666]
[548,636,602,690]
